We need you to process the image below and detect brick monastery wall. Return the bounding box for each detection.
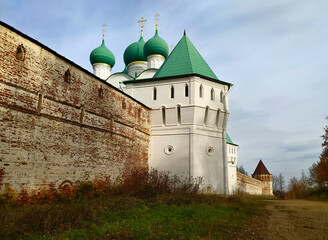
[0,22,150,191]
[237,172,262,195]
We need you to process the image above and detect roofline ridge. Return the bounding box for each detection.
[183,35,194,74]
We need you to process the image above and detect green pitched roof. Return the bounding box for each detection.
[153,33,219,80]
[226,133,233,144]
[226,133,238,146]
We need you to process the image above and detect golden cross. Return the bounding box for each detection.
[102,23,107,40]
[138,17,147,36]
[155,13,160,30]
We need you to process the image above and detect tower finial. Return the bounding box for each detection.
[138,17,147,37]
[155,13,160,30]
[102,23,107,40]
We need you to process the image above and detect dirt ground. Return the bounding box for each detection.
[235,200,328,240]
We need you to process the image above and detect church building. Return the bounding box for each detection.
[89,16,238,194]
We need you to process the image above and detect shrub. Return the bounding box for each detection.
[122,168,202,198]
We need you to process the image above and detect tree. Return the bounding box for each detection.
[287,177,305,199]
[278,173,285,193]
[273,175,279,193]
[316,119,328,188]
[273,173,285,198]
[308,162,318,186]
[237,165,248,176]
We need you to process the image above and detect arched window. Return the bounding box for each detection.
[177,105,181,125]
[153,87,157,100]
[199,84,203,98]
[204,106,209,125]
[162,106,166,125]
[185,84,189,97]
[170,85,174,98]
[211,88,215,101]
[220,91,223,103]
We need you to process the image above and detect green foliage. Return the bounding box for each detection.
[317,123,328,187]
[0,194,262,240]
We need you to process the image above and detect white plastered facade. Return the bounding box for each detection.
[92,63,112,80]
[226,143,238,194]
[124,76,237,194]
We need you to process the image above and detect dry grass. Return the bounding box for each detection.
[0,170,264,239]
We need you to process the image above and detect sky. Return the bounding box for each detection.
[1,0,327,183]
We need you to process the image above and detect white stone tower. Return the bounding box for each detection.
[124,32,233,194]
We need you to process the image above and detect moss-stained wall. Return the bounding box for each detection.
[0,22,150,191]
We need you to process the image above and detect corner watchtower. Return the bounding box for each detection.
[252,160,273,195]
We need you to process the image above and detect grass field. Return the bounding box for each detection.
[0,193,265,240]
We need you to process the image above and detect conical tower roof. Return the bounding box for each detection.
[153,32,219,80]
[252,160,271,175]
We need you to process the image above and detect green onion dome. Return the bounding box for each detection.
[144,30,169,58]
[90,40,115,67]
[123,36,146,66]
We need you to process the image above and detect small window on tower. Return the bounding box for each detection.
[211,88,215,101]
[185,84,189,97]
[204,106,209,125]
[153,87,157,100]
[162,106,166,125]
[199,84,203,98]
[177,105,181,124]
[220,91,223,103]
[170,85,174,98]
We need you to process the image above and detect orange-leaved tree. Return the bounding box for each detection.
[317,118,328,188]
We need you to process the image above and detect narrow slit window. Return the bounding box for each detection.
[199,84,203,98]
[204,106,209,125]
[177,105,181,124]
[211,88,215,101]
[162,106,166,125]
[215,109,220,128]
[185,84,189,97]
[220,91,223,103]
[153,87,157,100]
[170,85,174,98]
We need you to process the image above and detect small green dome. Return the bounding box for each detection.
[90,40,115,67]
[123,36,146,66]
[144,30,169,58]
